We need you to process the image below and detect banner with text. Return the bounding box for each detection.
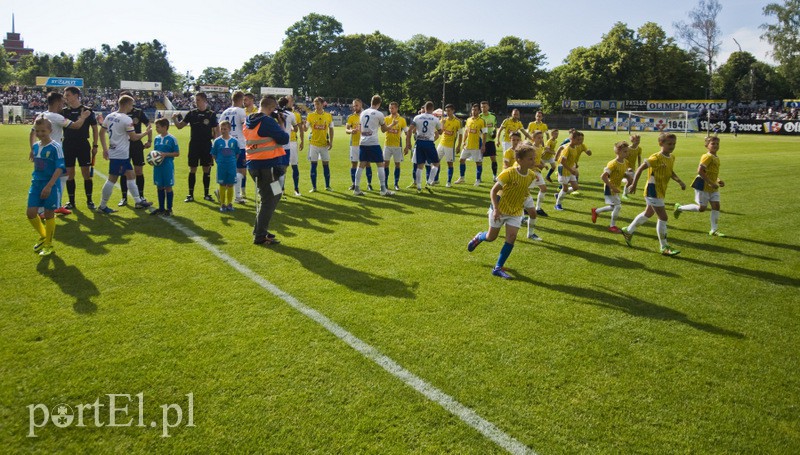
[701,119,800,135]
[121,80,162,91]
[507,99,542,108]
[261,87,293,96]
[36,76,83,88]
[198,85,229,93]
[562,100,619,110]
[647,99,727,111]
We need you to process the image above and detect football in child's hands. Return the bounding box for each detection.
[146,150,164,166]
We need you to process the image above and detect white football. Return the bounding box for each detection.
[146,150,164,166]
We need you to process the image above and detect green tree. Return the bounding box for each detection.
[0,48,13,85]
[197,67,232,87]
[50,52,74,77]
[713,51,790,100]
[308,34,372,99]
[74,48,104,87]
[674,0,723,98]
[401,34,442,111]
[135,40,177,90]
[279,13,343,96]
[13,53,51,86]
[232,53,272,89]
[761,0,800,96]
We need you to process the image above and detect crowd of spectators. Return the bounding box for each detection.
[706,102,799,122]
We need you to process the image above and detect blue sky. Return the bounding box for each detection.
[2,0,777,78]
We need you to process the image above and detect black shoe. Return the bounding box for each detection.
[87,201,96,210]
[64,202,75,210]
[118,197,128,207]
[203,194,214,201]
[163,210,172,217]
[536,208,549,217]
[184,195,194,202]
[150,208,165,216]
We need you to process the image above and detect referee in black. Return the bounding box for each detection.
[172,91,218,202]
[118,91,152,206]
[62,86,98,209]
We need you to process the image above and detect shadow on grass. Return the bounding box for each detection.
[675,256,800,288]
[508,272,745,339]
[536,240,681,278]
[36,255,99,314]
[270,244,417,299]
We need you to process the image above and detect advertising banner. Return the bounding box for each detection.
[35,76,84,87]
[121,80,162,91]
[647,100,727,111]
[701,119,800,135]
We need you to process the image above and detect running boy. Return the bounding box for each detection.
[673,136,726,237]
[467,143,539,279]
[27,118,64,256]
[211,120,241,212]
[554,131,591,210]
[591,141,629,233]
[621,133,687,256]
[622,134,642,200]
[150,118,180,216]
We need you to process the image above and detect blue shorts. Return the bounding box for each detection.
[359,145,384,163]
[153,162,175,188]
[109,158,133,176]
[236,149,246,168]
[217,163,238,185]
[281,147,291,166]
[28,180,61,210]
[414,140,439,165]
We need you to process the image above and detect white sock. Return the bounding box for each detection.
[611,205,621,226]
[58,175,68,206]
[127,179,142,203]
[596,205,613,214]
[627,211,649,234]
[556,189,566,205]
[377,167,386,190]
[711,210,720,231]
[656,219,668,248]
[681,204,701,212]
[100,180,115,208]
[622,178,629,195]
[235,173,243,198]
[415,167,422,187]
[427,166,439,185]
[279,175,285,190]
[536,190,545,210]
[354,167,363,189]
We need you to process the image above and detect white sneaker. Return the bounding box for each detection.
[380,189,395,196]
[446,182,452,188]
[353,189,365,196]
[454,177,465,184]
[474,180,482,186]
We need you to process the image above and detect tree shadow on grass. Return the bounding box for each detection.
[674,256,800,288]
[536,241,681,278]
[36,255,99,314]
[507,272,745,339]
[270,244,418,299]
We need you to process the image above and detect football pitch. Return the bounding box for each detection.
[1,124,798,453]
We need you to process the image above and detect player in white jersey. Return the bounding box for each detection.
[96,95,153,213]
[220,91,249,202]
[405,101,443,192]
[29,92,91,215]
[277,96,299,196]
[353,95,399,196]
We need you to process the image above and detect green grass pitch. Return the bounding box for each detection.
[1,123,798,453]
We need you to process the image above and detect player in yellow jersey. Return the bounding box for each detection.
[467,143,542,279]
[592,141,629,233]
[527,111,549,141]
[437,104,462,187]
[455,103,486,186]
[544,129,559,182]
[528,131,550,217]
[383,101,408,191]
[554,131,591,210]
[622,134,642,200]
[243,92,258,116]
[346,99,374,191]
[502,131,523,169]
[621,133,687,256]
[496,109,532,152]
[306,97,334,192]
[673,136,726,236]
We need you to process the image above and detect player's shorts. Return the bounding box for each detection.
[62,139,91,167]
[558,174,577,185]
[288,143,299,166]
[645,196,666,207]
[383,146,403,163]
[153,162,175,188]
[604,194,622,205]
[529,171,545,187]
[108,158,133,176]
[349,146,360,162]
[460,148,482,162]
[359,145,384,163]
[502,141,512,152]
[542,157,556,166]
[414,140,439,165]
[308,145,330,162]
[437,145,454,162]
[487,206,523,229]
[523,196,535,210]
[281,147,291,166]
[130,141,145,167]
[624,170,635,181]
[188,140,213,168]
[694,189,720,206]
[483,141,497,157]
[236,148,246,168]
[217,163,238,185]
[28,179,61,210]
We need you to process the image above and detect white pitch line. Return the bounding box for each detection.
[94,170,535,454]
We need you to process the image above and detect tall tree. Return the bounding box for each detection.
[280,13,343,96]
[713,51,790,100]
[13,53,51,86]
[74,48,104,87]
[231,53,272,89]
[135,40,177,90]
[761,0,800,96]
[674,0,723,98]
[197,67,232,87]
[0,48,13,85]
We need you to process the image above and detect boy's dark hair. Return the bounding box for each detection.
[515,143,534,160]
[155,118,170,129]
[46,92,63,106]
[424,101,434,111]
[244,92,255,100]
[445,104,455,110]
[278,96,289,108]
[510,131,521,138]
[64,86,81,96]
[704,136,720,146]
[260,96,277,109]
[232,90,244,103]
[195,91,208,101]
[313,96,324,104]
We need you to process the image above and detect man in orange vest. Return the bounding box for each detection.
[243,96,290,245]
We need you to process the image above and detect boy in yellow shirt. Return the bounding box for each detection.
[592,141,629,233]
[554,131,591,210]
[673,136,726,236]
[622,134,642,200]
[455,103,486,186]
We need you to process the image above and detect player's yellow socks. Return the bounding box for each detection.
[44,217,56,246]
[28,217,46,238]
[226,186,234,205]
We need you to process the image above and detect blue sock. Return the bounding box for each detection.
[546,167,555,179]
[366,166,373,184]
[496,242,514,269]
[477,166,483,181]
[292,165,300,191]
[166,191,174,210]
[310,162,318,189]
[394,167,400,186]
[447,167,453,183]
[459,163,466,177]
[323,164,331,187]
[491,161,498,177]
[477,231,487,241]
[157,188,165,210]
[350,167,356,184]
[241,174,246,190]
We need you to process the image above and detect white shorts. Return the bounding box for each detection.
[605,194,622,205]
[625,170,634,180]
[488,207,523,229]
[289,142,299,166]
[384,146,403,162]
[529,171,545,188]
[502,142,512,152]
[542,157,556,166]
[523,196,535,210]
[645,196,665,207]
[558,174,577,185]
[461,148,482,162]
[437,145,455,162]
[308,145,330,162]
[694,189,720,206]
[349,146,360,162]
